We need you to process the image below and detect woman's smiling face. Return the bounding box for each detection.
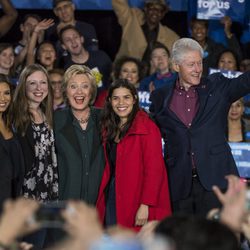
[66,73,92,111]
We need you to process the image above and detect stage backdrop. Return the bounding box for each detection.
[8,0,188,11]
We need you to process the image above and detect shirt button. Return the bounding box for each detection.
[86,172,89,176]
[187,95,189,98]
[187,109,191,112]
[191,152,195,156]
[188,123,192,127]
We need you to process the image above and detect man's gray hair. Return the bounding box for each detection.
[171,38,204,65]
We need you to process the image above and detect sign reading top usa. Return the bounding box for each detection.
[197,0,246,23]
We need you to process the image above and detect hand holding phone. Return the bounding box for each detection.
[34,201,66,228]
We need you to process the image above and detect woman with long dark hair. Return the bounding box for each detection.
[0,74,23,212]
[97,79,171,230]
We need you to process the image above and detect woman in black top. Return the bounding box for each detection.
[11,64,58,248]
[0,74,23,212]
[227,98,247,142]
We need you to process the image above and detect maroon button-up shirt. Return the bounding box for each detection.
[169,81,199,128]
[169,81,199,171]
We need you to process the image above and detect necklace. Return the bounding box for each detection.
[74,110,90,124]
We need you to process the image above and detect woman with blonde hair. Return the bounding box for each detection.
[54,64,105,204]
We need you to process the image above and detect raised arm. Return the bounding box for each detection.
[0,0,17,38]
[26,19,54,66]
[112,0,143,26]
[221,16,242,61]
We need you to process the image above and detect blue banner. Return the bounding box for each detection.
[9,0,187,11]
[229,142,250,179]
[209,68,242,78]
[196,0,246,23]
[138,91,151,111]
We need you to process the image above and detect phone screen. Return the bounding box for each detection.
[35,201,66,228]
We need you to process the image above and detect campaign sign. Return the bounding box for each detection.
[138,91,151,111]
[229,142,250,179]
[196,0,246,22]
[209,68,242,78]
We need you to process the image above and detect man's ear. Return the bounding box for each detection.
[20,24,24,32]
[53,8,59,17]
[161,9,167,18]
[172,62,180,73]
[80,36,84,45]
[61,43,66,51]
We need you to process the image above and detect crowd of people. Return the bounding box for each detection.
[1,0,250,249]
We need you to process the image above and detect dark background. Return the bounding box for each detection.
[0,9,188,60]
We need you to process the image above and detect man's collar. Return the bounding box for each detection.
[176,79,200,91]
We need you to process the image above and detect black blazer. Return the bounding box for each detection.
[16,124,35,174]
[150,72,250,202]
[54,107,105,204]
[0,134,24,211]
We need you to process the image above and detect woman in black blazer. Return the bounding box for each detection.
[11,64,58,249]
[0,74,23,212]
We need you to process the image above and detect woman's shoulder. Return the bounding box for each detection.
[53,107,72,129]
[134,110,159,131]
[136,110,154,121]
[54,107,70,119]
[91,106,103,121]
[91,106,103,114]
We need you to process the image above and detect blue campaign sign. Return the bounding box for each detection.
[10,0,187,11]
[138,91,151,111]
[209,68,242,78]
[196,0,246,23]
[229,142,250,179]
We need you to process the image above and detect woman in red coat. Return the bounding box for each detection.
[96,79,171,231]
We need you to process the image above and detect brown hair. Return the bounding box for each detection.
[0,43,15,77]
[11,64,54,135]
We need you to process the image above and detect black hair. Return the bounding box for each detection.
[113,56,145,82]
[216,48,240,71]
[190,17,209,30]
[0,74,14,130]
[101,79,140,142]
[22,14,41,23]
[155,216,240,250]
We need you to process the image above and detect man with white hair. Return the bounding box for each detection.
[150,37,250,216]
